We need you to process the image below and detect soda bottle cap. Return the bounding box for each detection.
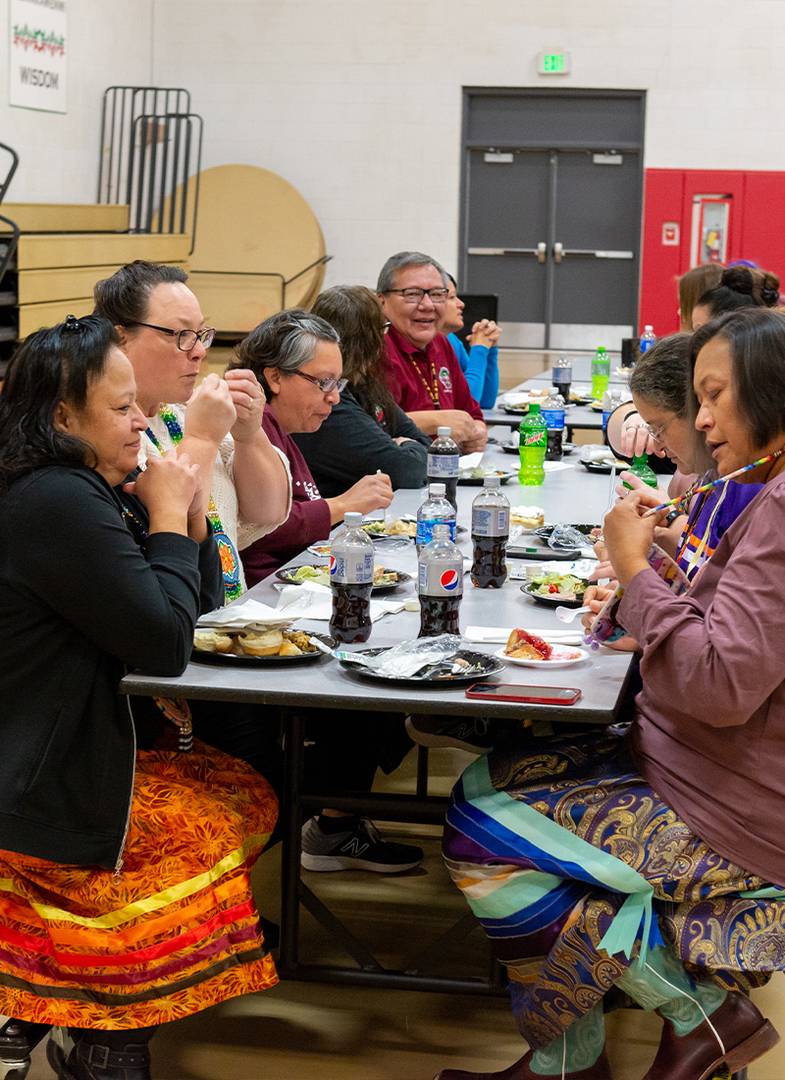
[429,482,446,495]
[596,345,606,353]
[431,524,450,540]
[527,402,541,415]
[436,426,452,437]
[483,476,501,488]
[344,512,363,525]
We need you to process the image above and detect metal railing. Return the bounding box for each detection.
[97,86,202,253]
[0,143,20,290]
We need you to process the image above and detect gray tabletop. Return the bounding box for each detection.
[121,447,632,724]
[482,363,631,428]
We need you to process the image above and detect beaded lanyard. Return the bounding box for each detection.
[409,351,441,407]
[144,407,243,602]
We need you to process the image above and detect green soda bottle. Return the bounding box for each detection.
[518,402,547,485]
[591,345,610,401]
[624,452,658,489]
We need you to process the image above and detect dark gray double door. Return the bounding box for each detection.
[460,90,645,351]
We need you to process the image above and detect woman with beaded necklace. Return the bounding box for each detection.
[93,259,292,604]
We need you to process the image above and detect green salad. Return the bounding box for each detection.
[290,565,330,585]
[530,572,588,599]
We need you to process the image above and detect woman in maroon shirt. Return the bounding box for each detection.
[237,309,393,585]
[437,308,785,1080]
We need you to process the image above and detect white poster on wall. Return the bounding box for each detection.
[9,0,67,113]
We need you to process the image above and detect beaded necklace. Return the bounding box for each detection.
[144,407,243,602]
[409,350,441,407]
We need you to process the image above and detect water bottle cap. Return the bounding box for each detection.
[436,426,452,437]
[344,512,363,525]
[644,324,654,333]
[483,476,501,488]
[429,482,446,496]
[431,524,450,540]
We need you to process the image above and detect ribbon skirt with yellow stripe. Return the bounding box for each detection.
[0,743,278,1029]
[443,729,783,1051]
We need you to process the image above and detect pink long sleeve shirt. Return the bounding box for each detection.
[619,470,785,885]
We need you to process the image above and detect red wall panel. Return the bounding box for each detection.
[639,168,785,335]
[640,169,685,335]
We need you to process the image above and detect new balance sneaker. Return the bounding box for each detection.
[301,816,423,873]
[405,715,496,754]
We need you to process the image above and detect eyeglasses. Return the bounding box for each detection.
[126,321,216,351]
[644,416,676,444]
[384,287,449,305]
[292,370,348,395]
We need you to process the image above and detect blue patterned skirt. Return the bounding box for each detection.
[443,728,785,1049]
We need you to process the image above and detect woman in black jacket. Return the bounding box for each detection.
[294,285,430,494]
[0,317,278,1080]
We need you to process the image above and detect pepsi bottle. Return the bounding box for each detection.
[427,426,460,510]
[470,476,510,588]
[418,524,463,637]
[416,482,457,553]
[329,512,374,644]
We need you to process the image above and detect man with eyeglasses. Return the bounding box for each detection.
[377,251,488,453]
[94,261,292,601]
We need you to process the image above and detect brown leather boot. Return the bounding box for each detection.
[641,991,779,1080]
[433,1047,614,1080]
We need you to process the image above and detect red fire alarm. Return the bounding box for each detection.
[662,222,679,246]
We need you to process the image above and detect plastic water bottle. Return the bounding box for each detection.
[623,453,658,490]
[427,426,460,510]
[329,512,374,644]
[416,482,457,553]
[540,388,566,461]
[601,387,626,436]
[418,524,463,637]
[470,477,510,588]
[639,325,656,355]
[591,345,610,400]
[518,402,547,486]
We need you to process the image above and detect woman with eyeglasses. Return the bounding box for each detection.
[235,309,395,585]
[232,309,420,876]
[291,285,430,497]
[93,260,292,602]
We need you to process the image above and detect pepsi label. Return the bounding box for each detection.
[418,561,464,597]
[329,550,373,585]
[472,507,510,538]
[416,518,456,548]
[427,453,459,478]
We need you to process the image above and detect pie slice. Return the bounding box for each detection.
[505,628,553,661]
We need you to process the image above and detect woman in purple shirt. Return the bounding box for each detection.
[437,309,785,1080]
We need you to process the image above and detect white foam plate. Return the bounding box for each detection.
[495,644,588,668]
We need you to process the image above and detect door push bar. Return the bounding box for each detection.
[467,242,548,264]
[553,243,633,262]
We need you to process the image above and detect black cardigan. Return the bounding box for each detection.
[0,465,222,869]
[293,387,430,498]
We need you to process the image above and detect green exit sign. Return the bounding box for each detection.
[538,50,571,74]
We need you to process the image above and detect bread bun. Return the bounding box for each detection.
[194,630,234,654]
[238,629,284,656]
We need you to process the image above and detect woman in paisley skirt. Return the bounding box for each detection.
[436,308,785,1080]
[0,317,278,1080]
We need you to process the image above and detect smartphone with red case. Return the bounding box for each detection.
[465,683,582,705]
